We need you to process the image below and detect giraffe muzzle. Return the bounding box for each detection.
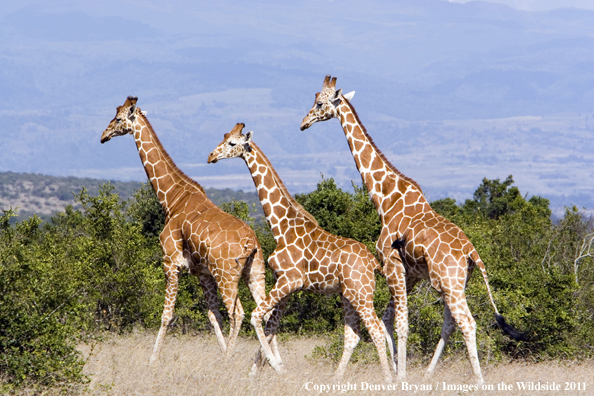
[300,119,311,131]
[100,132,112,144]
[207,154,218,164]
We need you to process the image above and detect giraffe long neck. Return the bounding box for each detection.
[336,98,429,227]
[133,114,209,217]
[243,143,317,240]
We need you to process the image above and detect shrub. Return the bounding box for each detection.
[0,210,87,393]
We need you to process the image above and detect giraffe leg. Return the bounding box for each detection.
[267,297,287,363]
[241,249,267,308]
[198,272,228,354]
[335,296,362,378]
[223,294,244,355]
[445,290,483,384]
[344,292,393,382]
[384,255,408,379]
[250,297,288,376]
[426,301,456,375]
[216,265,245,355]
[250,276,298,373]
[381,298,397,373]
[150,259,180,365]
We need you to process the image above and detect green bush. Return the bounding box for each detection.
[427,176,594,360]
[2,175,594,393]
[0,210,87,393]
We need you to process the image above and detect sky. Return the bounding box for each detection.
[446,0,594,10]
[0,0,593,214]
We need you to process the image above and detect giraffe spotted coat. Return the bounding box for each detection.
[101,97,268,365]
[300,76,524,384]
[208,123,393,381]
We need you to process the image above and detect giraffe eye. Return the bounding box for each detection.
[229,142,236,147]
[116,118,122,123]
[316,102,323,108]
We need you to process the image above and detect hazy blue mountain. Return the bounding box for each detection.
[0,0,592,215]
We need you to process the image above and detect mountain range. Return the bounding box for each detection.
[0,0,592,215]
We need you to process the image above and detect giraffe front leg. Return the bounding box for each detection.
[150,259,180,365]
[250,298,288,376]
[260,296,289,372]
[198,272,228,354]
[250,278,296,373]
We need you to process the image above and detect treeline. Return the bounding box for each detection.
[0,171,262,223]
[1,176,593,393]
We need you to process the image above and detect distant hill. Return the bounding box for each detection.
[0,172,261,223]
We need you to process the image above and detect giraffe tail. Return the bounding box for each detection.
[470,250,527,342]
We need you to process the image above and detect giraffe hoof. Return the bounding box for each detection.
[268,358,284,373]
[249,364,260,377]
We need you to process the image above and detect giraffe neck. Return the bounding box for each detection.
[336,98,428,224]
[243,143,317,241]
[133,114,209,217]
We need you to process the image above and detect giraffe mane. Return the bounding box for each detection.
[139,111,206,195]
[250,142,319,226]
[344,100,423,193]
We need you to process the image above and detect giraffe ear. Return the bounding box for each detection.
[332,89,342,106]
[128,103,137,122]
[243,130,253,152]
[343,91,355,101]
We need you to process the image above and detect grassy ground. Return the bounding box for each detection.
[77,332,592,396]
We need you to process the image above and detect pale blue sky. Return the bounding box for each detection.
[446,0,594,10]
[1,0,593,213]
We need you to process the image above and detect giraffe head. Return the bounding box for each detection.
[300,75,355,131]
[207,123,253,164]
[100,96,140,143]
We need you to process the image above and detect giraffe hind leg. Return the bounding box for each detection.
[217,263,246,355]
[444,291,484,384]
[381,298,396,374]
[198,272,228,354]
[383,254,408,379]
[350,297,392,382]
[335,296,362,379]
[426,300,456,375]
[225,294,244,354]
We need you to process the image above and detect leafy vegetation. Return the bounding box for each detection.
[0,175,593,392]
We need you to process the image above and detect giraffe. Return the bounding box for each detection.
[207,123,393,381]
[100,96,269,364]
[300,75,525,383]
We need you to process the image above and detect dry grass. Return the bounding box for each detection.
[79,332,592,396]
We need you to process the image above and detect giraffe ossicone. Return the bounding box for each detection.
[101,97,269,365]
[208,123,394,382]
[300,75,526,384]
